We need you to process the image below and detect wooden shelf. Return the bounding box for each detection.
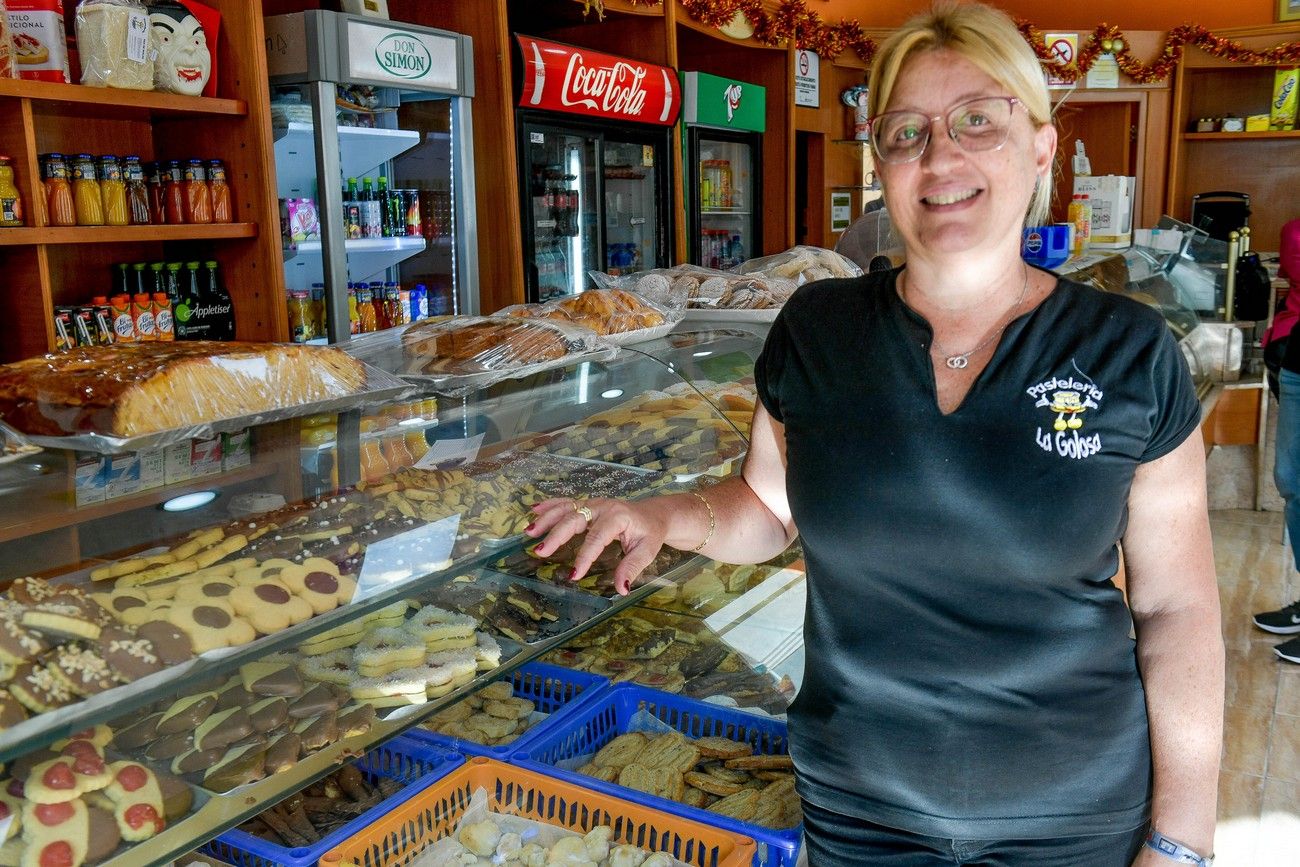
[0,78,246,117]
[0,461,278,543]
[1182,130,1300,141]
[0,223,257,246]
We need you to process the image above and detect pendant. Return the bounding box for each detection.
[945,355,969,370]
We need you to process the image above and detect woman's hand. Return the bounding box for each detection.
[525,497,669,596]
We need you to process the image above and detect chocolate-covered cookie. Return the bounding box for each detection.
[214,676,254,711]
[201,743,266,793]
[246,696,289,733]
[111,713,163,751]
[0,610,49,665]
[9,662,76,713]
[170,746,225,777]
[0,688,26,732]
[87,805,124,862]
[336,702,376,738]
[155,691,217,735]
[155,768,193,821]
[194,707,254,751]
[292,711,338,751]
[144,733,195,761]
[239,661,303,698]
[262,731,301,774]
[134,620,193,665]
[98,626,164,682]
[287,683,339,720]
[48,644,119,696]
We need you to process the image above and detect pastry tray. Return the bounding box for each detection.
[497,450,667,500]
[19,362,413,455]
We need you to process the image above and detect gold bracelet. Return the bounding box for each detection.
[689,490,715,553]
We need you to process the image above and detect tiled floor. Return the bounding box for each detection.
[1210,509,1300,867]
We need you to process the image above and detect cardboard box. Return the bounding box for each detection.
[165,442,192,485]
[74,454,106,507]
[104,454,141,500]
[138,448,165,491]
[191,436,224,478]
[1073,175,1134,249]
[222,429,251,470]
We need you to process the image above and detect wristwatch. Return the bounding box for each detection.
[1145,829,1214,866]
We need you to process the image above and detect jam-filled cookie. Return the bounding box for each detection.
[355,627,425,678]
[20,798,90,866]
[166,604,255,654]
[57,740,112,794]
[24,758,85,804]
[228,579,313,634]
[278,560,356,614]
[104,761,167,841]
[0,791,19,841]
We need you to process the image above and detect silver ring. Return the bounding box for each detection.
[574,503,594,523]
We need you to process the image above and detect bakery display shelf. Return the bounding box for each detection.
[1182,130,1300,141]
[299,416,440,454]
[96,555,707,867]
[0,223,258,246]
[0,78,247,117]
[0,461,279,545]
[273,122,421,196]
[283,236,427,285]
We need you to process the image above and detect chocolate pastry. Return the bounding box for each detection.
[214,676,254,711]
[98,626,164,682]
[0,688,27,731]
[486,599,532,643]
[171,745,226,777]
[263,731,302,774]
[156,769,193,821]
[6,576,61,605]
[194,707,254,751]
[505,587,559,622]
[240,661,304,697]
[292,711,339,751]
[49,643,119,696]
[156,691,217,735]
[20,598,105,641]
[246,696,289,732]
[145,733,196,761]
[336,702,376,738]
[287,683,340,720]
[111,713,162,751]
[0,609,50,664]
[86,806,124,862]
[202,742,267,793]
[9,661,76,713]
[134,620,194,665]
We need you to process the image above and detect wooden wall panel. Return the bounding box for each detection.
[794,61,870,249]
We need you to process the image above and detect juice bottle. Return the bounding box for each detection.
[163,161,186,224]
[132,293,156,340]
[1069,194,1092,256]
[204,260,235,341]
[359,439,390,484]
[98,156,128,226]
[124,156,150,225]
[207,159,232,223]
[288,290,313,343]
[43,153,75,227]
[347,287,360,335]
[72,154,103,226]
[310,283,326,337]
[371,282,389,330]
[110,294,136,342]
[183,159,213,223]
[0,157,24,228]
[152,293,174,341]
[146,162,168,224]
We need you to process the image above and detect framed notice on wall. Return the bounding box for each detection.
[1279,0,1300,21]
[831,192,852,232]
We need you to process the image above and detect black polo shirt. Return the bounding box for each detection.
[755,270,1201,839]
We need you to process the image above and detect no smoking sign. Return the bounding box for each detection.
[1043,32,1078,89]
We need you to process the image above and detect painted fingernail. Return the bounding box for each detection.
[569,568,579,581]
[525,522,535,532]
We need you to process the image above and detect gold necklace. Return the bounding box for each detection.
[911,264,1031,370]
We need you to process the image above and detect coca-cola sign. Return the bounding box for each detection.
[516,35,680,126]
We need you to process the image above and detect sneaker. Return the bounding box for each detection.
[1275,636,1300,664]
[1252,600,1300,634]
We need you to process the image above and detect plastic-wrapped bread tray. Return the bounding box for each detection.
[346,317,619,396]
[319,756,757,867]
[516,684,802,867]
[202,737,464,867]
[0,421,40,464]
[409,661,611,760]
[0,342,412,454]
[499,287,684,347]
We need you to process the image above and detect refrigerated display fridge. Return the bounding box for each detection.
[514,35,679,302]
[681,71,764,270]
[264,11,479,342]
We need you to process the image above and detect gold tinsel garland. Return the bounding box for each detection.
[659,0,1300,84]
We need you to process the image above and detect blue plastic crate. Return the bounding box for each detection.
[201,736,464,867]
[515,683,801,867]
[408,661,611,759]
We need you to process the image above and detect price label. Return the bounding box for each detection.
[531,132,545,144]
[126,10,151,64]
[414,434,484,470]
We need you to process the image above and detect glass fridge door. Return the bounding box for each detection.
[394,95,462,317]
[603,139,660,277]
[525,127,599,301]
[696,133,757,269]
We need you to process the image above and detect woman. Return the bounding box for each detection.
[528,5,1224,865]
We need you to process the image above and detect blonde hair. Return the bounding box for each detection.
[868,1,1054,226]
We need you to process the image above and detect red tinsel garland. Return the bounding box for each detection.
[665,0,1300,84]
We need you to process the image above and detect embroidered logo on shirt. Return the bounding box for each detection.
[1027,363,1103,460]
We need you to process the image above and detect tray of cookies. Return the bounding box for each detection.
[202,736,464,867]
[515,684,802,867]
[320,756,757,867]
[413,569,612,647]
[1,725,204,867]
[410,661,611,759]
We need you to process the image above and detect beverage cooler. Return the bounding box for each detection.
[680,72,764,269]
[514,35,679,302]
[264,11,479,342]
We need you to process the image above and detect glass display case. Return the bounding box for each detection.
[0,329,802,866]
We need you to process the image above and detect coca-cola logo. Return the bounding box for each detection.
[561,53,647,117]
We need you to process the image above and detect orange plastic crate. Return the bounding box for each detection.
[319,757,756,867]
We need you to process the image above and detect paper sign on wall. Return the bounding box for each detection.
[831,192,852,232]
[1085,53,1120,89]
[794,49,819,107]
[1043,33,1078,89]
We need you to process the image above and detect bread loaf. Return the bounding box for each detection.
[401,319,575,374]
[0,342,369,437]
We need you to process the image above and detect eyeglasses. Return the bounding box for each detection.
[868,96,1022,165]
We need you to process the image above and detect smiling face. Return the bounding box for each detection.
[876,49,1055,261]
[151,10,211,95]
